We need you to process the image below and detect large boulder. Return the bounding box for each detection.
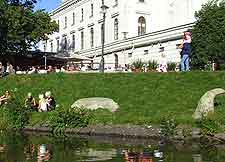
[193,88,225,120]
[71,97,119,112]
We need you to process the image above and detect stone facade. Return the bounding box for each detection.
[39,0,209,69]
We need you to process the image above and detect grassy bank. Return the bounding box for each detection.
[0,72,225,128]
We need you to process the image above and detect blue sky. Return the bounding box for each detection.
[34,0,61,12]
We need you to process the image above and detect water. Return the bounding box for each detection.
[0,132,224,162]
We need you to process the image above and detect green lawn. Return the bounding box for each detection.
[0,72,225,126]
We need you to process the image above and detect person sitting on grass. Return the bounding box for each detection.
[45,91,56,111]
[25,92,37,111]
[38,94,48,112]
[0,91,11,106]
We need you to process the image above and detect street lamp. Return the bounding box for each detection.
[100,2,109,73]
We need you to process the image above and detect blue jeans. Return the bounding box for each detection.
[181,54,190,71]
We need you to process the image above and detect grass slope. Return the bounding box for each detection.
[0,72,225,125]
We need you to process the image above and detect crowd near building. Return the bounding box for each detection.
[39,0,209,70]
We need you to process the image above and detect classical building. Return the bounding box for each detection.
[39,0,209,69]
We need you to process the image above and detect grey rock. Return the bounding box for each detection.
[192,128,201,136]
[214,133,225,142]
[71,97,119,112]
[193,88,225,120]
[192,154,202,162]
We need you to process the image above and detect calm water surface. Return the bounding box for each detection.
[0,132,224,162]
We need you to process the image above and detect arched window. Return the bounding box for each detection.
[90,4,94,17]
[64,37,67,50]
[50,42,53,52]
[65,16,67,28]
[72,35,75,51]
[72,12,75,25]
[81,8,84,21]
[90,28,94,47]
[138,16,146,36]
[114,54,118,69]
[114,18,118,40]
[56,39,60,52]
[81,31,84,49]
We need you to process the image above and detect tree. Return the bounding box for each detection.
[0,0,58,56]
[191,0,225,70]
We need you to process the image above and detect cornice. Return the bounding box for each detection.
[111,12,119,18]
[78,27,84,31]
[70,30,76,34]
[136,11,151,15]
[51,0,90,16]
[87,23,94,27]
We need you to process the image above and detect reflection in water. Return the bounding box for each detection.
[124,149,154,162]
[193,154,202,162]
[24,143,53,162]
[0,145,6,153]
[24,144,35,160]
[0,133,224,162]
[37,144,52,162]
[78,148,117,161]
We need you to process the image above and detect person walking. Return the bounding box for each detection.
[179,31,192,71]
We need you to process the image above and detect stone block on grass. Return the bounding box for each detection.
[71,97,119,112]
[193,88,225,120]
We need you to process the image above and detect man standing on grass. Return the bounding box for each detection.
[179,31,192,72]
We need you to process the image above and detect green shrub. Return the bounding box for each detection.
[195,112,224,135]
[219,64,225,70]
[204,63,213,71]
[132,59,144,69]
[49,107,93,130]
[195,119,220,135]
[0,91,30,129]
[167,62,177,71]
[147,60,158,71]
[160,118,178,137]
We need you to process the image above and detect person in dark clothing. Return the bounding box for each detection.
[45,91,56,111]
[25,93,37,111]
[179,31,192,71]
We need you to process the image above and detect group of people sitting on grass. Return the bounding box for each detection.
[0,90,56,112]
[25,91,56,112]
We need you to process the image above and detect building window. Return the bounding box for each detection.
[63,37,67,50]
[72,12,75,25]
[57,39,60,52]
[81,31,84,49]
[90,4,94,17]
[50,42,53,52]
[138,16,146,36]
[57,20,60,32]
[101,24,103,44]
[128,52,132,58]
[72,35,75,51]
[144,50,148,55]
[115,54,118,69]
[159,46,164,52]
[90,28,94,47]
[43,44,46,52]
[139,0,144,2]
[81,8,84,22]
[64,16,67,28]
[114,18,118,40]
[115,0,118,6]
